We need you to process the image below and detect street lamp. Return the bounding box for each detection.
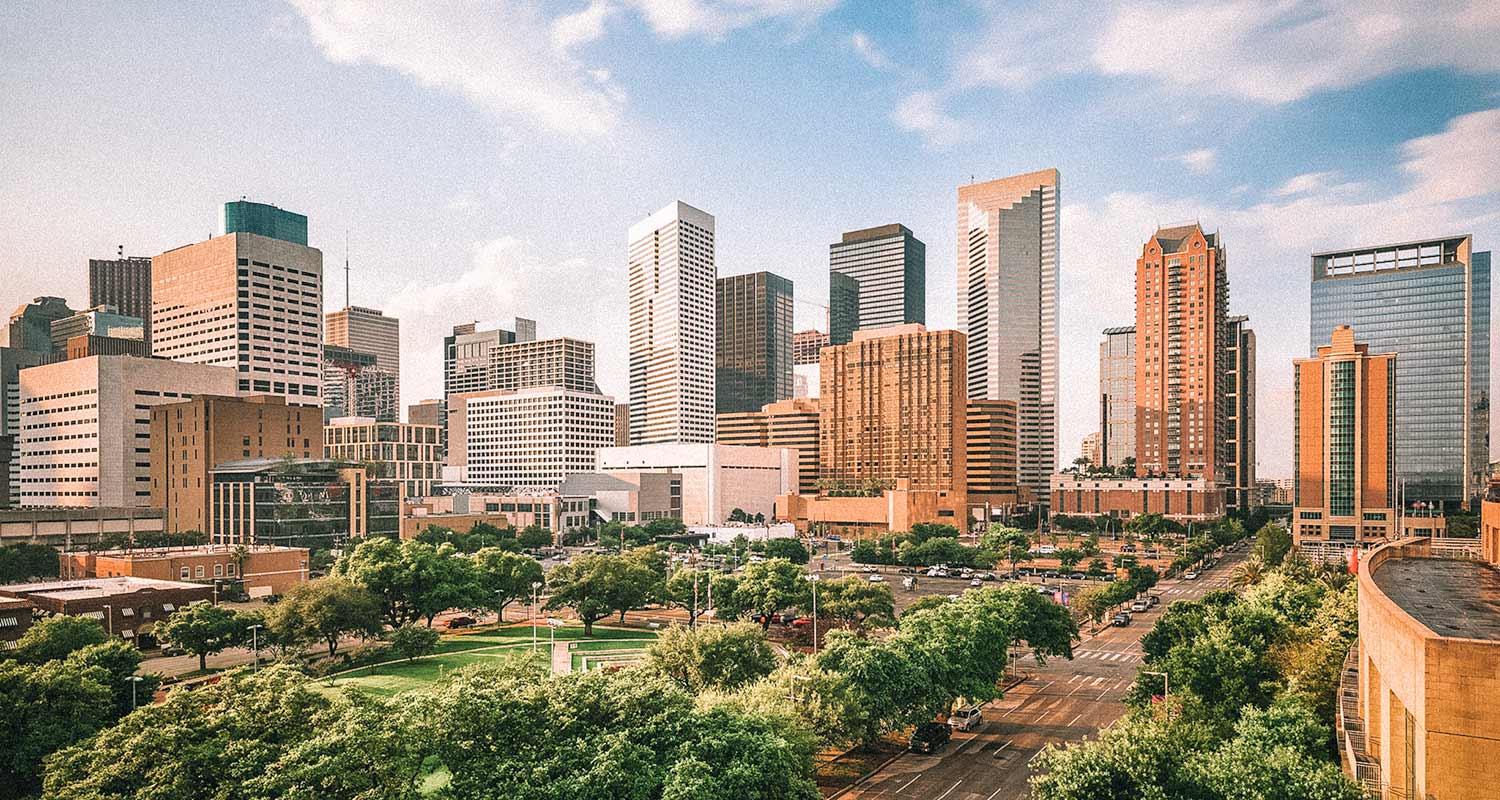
[1143,670,1170,719]
[247,623,264,671]
[805,574,820,654]
[531,581,543,651]
[127,675,145,711]
[102,604,112,636]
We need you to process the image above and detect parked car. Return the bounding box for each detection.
[1148,594,1162,607]
[791,616,813,628]
[897,567,918,575]
[1184,571,1200,580]
[977,572,997,581]
[447,615,477,630]
[1044,570,1060,579]
[1035,585,1053,594]
[1112,612,1131,627]
[779,612,799,624]
[825,534,842,542]
[1069,572,1085,581]
[970,578,983,587]
[861,564,878,573]
[910,722,953,753]
[1038,545,1057,554]
[1130,600,1149,612]
[869,574,885,583]
[949,706,984,732]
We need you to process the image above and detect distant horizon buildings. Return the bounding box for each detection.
[322,343,397,421]
[958,169,1060,502]
[446,385,616,490]
[628,201,716,445]
[1310,234,1490,509]
[88,255,153,347]
[716,271,794,415]
[828,224,925,345]
[793,329,828,366]
[1098,325,1136,469]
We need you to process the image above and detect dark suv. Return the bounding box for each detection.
[909,722,952,753]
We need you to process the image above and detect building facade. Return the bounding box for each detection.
[0,347,43,507]
[408,399,441,427]
[89,255,154,347]
[829,272,860,346]
[50,306,144,357]
[1310,235,1490,509]
[322,343,398,421]
[150,394,322,533]
[966,400,1020,514]
[628,201,717,445]
[152,229,323,406]
[1135,223,1230,482]
[324,306,399,401]
[716,271,794,414]
[958,170,1059,503]
[819,325,967,516]
[210,458,398,548]
[793,330,828,366]
[1226,315,1257,508]
[223,200,307,245]
[1292,326,1396,545]
[324,416,442,498]
[6,297,74,355]
[1049,474,1225,521]
[828,223,925,344]
[0,576,213,644]
[598,443,794,525]
[446,386,615,489]
[717,398,820,495]
[1099,326,1136,468]
[18,356,237,507]
[62,544,310,598]
[613,403,630,447]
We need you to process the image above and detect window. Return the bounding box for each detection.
[226,563,237,576]
[180,566,190,579]
[214,564,224,577]
[195,565,205,578]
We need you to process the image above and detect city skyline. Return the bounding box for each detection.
[2,4,1500,478]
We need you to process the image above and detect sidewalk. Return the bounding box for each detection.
[551,640,572,675]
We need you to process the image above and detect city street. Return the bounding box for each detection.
[839,551,1240,800]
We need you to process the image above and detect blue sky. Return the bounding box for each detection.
[3,1,1499,479]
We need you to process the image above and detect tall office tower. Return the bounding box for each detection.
[820,325,966,510]
[446,386,616,489]
[828,224,924,344]
[18,356,237,507]
[442,319,535,400]
[793,330,828,365]
[717,397,821,494]
[89,255,153,346]
[828,272,860,346]
[49,306,144,356]
[152,215,323,407]
[490,338,600,394]
[325,306,400,400]
[1292,326,1396,545]
[5,297,75,354]
[1098,326,1136,469]
[1225,316,1257,508]
[1134,223,1229,481]
[628,201,716,445]
[224,200,308,246]
[967,400,1020,510]
[958,169,1059,501]
[716,271,794,414]
[1310,235,1490,509]
[1080,432,1101,465]
[322,344,398,421]
[408,399,441,427]
[0,347,43,506]
[149,395,322,533]
[614,403,630,446]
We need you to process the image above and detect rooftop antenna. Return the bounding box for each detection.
[117,244,123,259]
[344,230,351,309]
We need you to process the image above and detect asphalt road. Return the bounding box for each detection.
[840,549,1241,800]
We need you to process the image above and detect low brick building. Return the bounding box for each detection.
[0,597,33,650]
[1049,474,1224,521]
[0,576,212,645]
[776,479,950,535]
[61,544,309,597]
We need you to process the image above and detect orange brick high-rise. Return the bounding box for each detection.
[1134,223,1229,481]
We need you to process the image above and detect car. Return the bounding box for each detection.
[869,574,885,583]
[897,567,917,575]
[1148,594,1162,607]
[860,564,878,573]
[948,706,984,732]
[1130,600,1149,612]
[977,572,997,582]
[790,616,813,627]
[970,578,983,587]
[446,615,477,630]
[1070,572,1085,581]
[910,722,953,753]
[826,534,842,542]
[1038,545,1057,554]
[947,594,961,600]
[779,612,799,624]
[1112,612,1131,627]
[1043,570,1060,579]
[1121,544,1137,553]
[1184,571,1200,580]
[1035,585,1053,594]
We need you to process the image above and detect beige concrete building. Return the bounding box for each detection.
[599,443,793,525]
[1293,326,1397,546]
[777,479,944,535]
[1099,325,1136,468]
[151,394,322,533]
[408,399,441,427]
[152,230,322,405]
[447,386,615,489]
[324,416,441,498]
[820,324,966,519]
[717,398,820,495]
[18,356,237,507]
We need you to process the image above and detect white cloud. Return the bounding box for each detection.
[1058,107,1500,479]
[552,1,614,52]
[953,1,1500,104]
[289,0,624,137]
[849,30,888,69]
[622,0,838,40]
[1177,148,1216,174]
[891,91,977,147]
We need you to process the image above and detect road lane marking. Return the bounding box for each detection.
[933,780,963,800]
[1068,713,1083,726]
[895,774,921,794]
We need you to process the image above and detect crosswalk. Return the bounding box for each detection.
[1071,649,1140,663]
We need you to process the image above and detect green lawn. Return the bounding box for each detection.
[569,638,652,672]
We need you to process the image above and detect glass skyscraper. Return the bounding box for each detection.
[828,224,925,345]
[224,200,308,246]
[715,271,794,415]
[1309,235,1489,509]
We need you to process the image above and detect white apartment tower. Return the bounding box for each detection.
[152,232,323,406]
[447,387,616,489]
[958,169,1060,502]
[628,201,716,445]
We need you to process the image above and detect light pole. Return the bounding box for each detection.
[102,604,112,636]
[531,581,542,651]
[127,675,144,711]
[805,574,820,654]
[247,624,263,671]
[1144,670,1170,719]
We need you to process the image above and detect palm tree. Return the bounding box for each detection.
[1230,557,1266,588]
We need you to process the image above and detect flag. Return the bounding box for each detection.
[1348,547,1359,575]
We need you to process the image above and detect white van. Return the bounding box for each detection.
[949,705,983,732]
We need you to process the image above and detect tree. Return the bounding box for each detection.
[981,527,1032,577]
[646,622,777,692]
[664,567,715,627]
[817,575,896,629]
[763,537,809,564]
[644,517,687,539]
[156,602,245,672]
[516,525,553,550]
[545,554,620,636]
[1055,548,1084,571]
[1231,556,1267,588]
[728,507,748,523]
[0,542,59,583]
[406,542,486,627]
[63,640,160,718]
[333,536,416,626]
[266,577,383,657]
[11,615,108,664]
[1073,585,1114,631]
[975,583,1077,663]
[388,624,441,662]
[0,659,113,799]
[813,631,933,746]
[472,546,544,621]
[1254,523,1293,567]
[732,559,809,629]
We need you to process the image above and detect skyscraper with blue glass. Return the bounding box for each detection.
[1309,235,1489,509]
